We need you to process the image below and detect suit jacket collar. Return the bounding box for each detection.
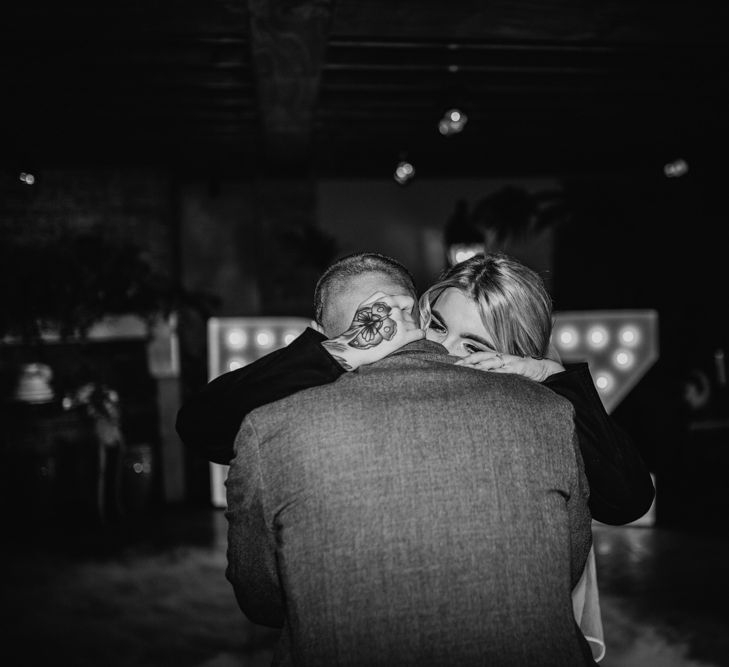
[388,339,451,358]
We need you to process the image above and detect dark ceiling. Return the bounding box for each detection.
[2,0,728,178]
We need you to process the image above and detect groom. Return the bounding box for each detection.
[176,252,653,528]
[223,256,596,665]
[176,253,424,465]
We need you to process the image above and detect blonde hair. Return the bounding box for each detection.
[419,253,553,358]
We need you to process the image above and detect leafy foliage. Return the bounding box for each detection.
[0,230,217,341]
[446,185,573,245]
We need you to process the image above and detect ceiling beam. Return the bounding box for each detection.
[331,0,729,44]
[247,0,335,170]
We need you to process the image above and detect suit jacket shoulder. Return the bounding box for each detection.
[227,347,593,665]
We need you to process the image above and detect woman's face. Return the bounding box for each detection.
[424,287,497,357]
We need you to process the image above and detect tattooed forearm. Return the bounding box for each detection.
[321,341,349,354]
[339,302,397,350]
[330,355,353,371]
[321,341,354,370]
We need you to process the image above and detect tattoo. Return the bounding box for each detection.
[341,302,397,350]
[330,355,353,371]
[321,341,354,370]
[321,341,349,354]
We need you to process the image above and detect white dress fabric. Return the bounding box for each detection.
[572,545,606,662]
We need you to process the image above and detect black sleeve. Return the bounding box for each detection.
[543,362,656,525]
[175,327,345,465]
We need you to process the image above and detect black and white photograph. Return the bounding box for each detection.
[1,2,728,666]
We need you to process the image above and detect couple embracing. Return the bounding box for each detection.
[176,251,654,666]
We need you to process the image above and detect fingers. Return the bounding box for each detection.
[458,354,551,382]
[455,351,499,364]
[387,294,416,315]
[360,292,416,317]
[455,351,507,370]
[387,305,421,331]
[360,292,420,334]
[459,359,505,371]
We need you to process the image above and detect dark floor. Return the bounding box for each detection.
[3,506,728,667]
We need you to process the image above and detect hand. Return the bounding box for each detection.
[321,292,424,371]
[455,351,565,382]
[545,342,563,364]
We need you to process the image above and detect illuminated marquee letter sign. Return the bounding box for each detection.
[207,317,311,507]
[551,310,659,414]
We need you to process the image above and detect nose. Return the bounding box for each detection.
[426,329,462,356]
[440,334,464,356]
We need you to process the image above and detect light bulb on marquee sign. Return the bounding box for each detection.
[207,316,311,507]
[207,311,658,507]
[551,310,659,414]
[552,309,660,528]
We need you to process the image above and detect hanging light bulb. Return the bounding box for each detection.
[438,108,468,136]
[394,160,415,185]
[664,159,688,178]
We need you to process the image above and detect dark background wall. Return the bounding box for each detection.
[0,167,174,447]
[317,178,557,294]
[2,162,726,509]
[0,168,174,268]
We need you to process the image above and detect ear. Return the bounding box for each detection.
[310,320,325,335]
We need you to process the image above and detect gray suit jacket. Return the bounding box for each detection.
[226,340,594,666]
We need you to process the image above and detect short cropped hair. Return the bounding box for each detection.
[419,253,553,358]
[313,252,417,325]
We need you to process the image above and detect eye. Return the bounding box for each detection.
[463,342,496,355]
[428,319,446,333]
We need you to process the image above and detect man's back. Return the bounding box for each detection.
[226,341,593,666]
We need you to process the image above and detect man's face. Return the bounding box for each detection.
[322,272,415,337]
